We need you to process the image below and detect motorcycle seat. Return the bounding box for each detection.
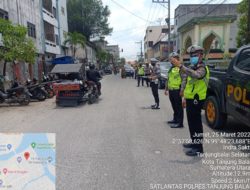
[7,86,24,93]
[86,81,96,86]
[0,90,8,98]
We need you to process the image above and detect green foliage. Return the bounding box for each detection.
[64,32,86,57]
[0,18,36,64]
[96,49,108,62]
[67,0,113,40]
[237,0,249,47]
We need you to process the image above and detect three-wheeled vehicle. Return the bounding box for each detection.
[51,63,89,106]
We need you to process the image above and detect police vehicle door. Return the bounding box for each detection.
[226,47,250,124]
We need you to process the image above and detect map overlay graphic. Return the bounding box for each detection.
[0,133,55,190]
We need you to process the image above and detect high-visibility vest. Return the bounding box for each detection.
[184,66,210,100]
[138,67,144,75]
[168,67,181,90]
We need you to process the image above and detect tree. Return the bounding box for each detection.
[96,48,108,68]
[67,0,113,40]
[63,32,87,58]
[0,18,36,76]
[237,0,250,47]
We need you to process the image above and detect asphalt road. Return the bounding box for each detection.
[0,75,250,190]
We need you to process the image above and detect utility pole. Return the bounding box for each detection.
[135,41,143,63]
[152,0,171,56]
[247,0,250,44]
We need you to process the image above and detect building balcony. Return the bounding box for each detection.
[45,40,60,55]
[42,8,58,27]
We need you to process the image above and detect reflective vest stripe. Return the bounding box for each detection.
[184,66,210,100]
[168,67,181,89]
[138,67,144,75]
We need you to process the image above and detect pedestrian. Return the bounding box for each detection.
[121,67,126,78]
[137,64,144,87]
[144,63,150,87]
[171,45,210,156]
[165,52,184,128]
[134,66,138,80]
[149,58,160,109]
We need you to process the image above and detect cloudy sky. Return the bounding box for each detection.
[102,0,241,61]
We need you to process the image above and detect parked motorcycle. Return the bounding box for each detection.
[26,80,48,101]
[0,82,31,105]
[41,81,55,98]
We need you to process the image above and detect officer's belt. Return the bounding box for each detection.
[168,87,180,90]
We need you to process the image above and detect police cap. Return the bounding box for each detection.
[187,45,204,54]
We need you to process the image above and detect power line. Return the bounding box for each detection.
[110,0,150,22]
[177,0,216,18]
[113,25,147,33]
[171,0,230,48]
[201,0,228,18]
[144,1,154,29]
[148,3,161,25]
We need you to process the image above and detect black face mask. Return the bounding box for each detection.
[151,63,156,66]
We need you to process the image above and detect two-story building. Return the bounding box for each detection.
[174,4,238,56]
[144,25,169,62]
[106,45,120,63]
[0,0,68,82]
[42,0,68,72]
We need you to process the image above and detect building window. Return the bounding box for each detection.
[148,41,153,47]
[175,19,177,26]
[43,0,52,13]
[44,21,55,42]
[162,28,168,33]
[27,22,36,38]
[149,30,152,32]
[55,34,59,45]
[53,7,57,18]
[0,8,8,20]
[236,49,250,71]
[61,7,65,15]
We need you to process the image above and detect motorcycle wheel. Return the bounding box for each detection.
[46,89,55,98]
[37,91,46,101]
[18,93,30,106]
[88,94,96,104]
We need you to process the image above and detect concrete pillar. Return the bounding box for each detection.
[224,23,231,52]
[194,25,200,45]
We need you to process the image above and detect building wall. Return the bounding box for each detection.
[174,4,239,51]
[58,0,68,51]
[0,0,45,83]
[181,29,194,52]
[42,0,61,56]
[144,25,169,62]
[0,0,44,54]
[106,45,120,63]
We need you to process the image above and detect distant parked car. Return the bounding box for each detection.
[99,69,104,76]
[104,67,112,74]
[158,61,172,89]
[125,66,134,77]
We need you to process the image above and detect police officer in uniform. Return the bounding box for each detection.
[165,52,184,128]
[137,64,145,87]
[171,45,210,156]
[149,58,160,109]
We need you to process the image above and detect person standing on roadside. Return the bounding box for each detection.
[165,52,184,128]
[144,63,151,87]
[137,64,145,87]
[149,58,160,109]
[134,65,138,80]
[171,45,210,156]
